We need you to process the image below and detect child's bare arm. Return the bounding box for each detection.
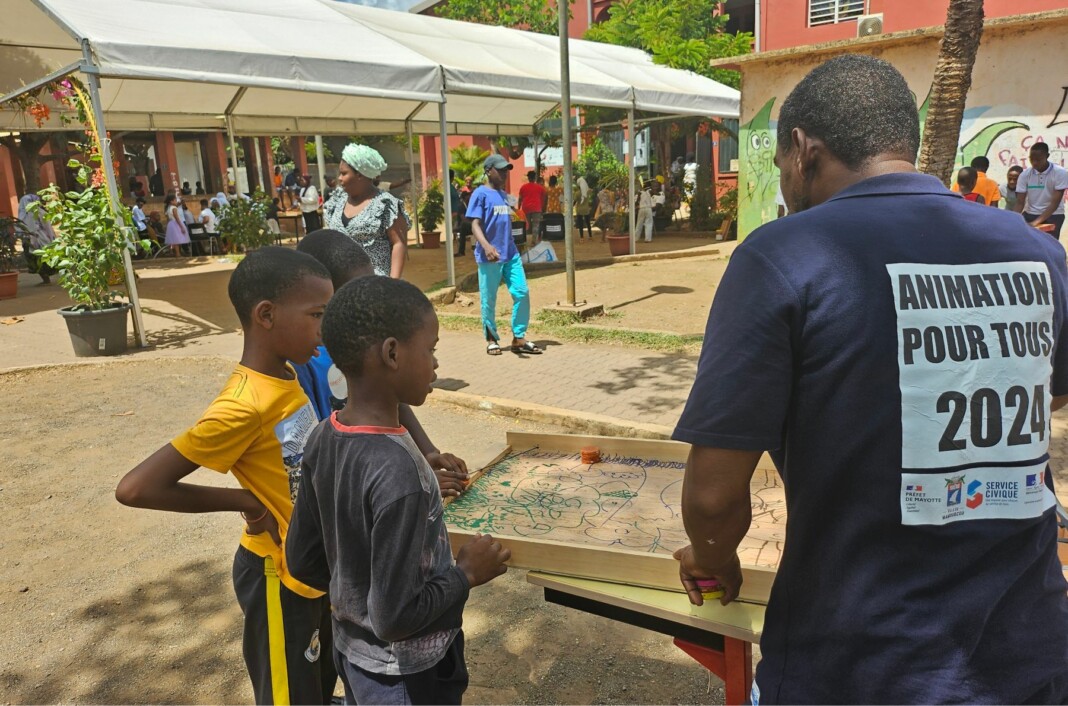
[116,444,278,541]
[400,404,469,498]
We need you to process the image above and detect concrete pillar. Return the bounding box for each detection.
[202,132,228,195]
[241,137,261,191]
[290,136,309,176]
[155,131,180,195]
[261,137,276,194]
[0,144,17,216]
[110,134,131,195]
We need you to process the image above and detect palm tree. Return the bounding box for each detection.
[916,0,985,185]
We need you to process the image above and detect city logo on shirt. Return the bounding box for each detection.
[1026,472,1043,487]
[965,479,985,510]
[946,476,964,507]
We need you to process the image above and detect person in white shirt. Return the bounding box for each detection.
[635,181,655,243]
[1014,141,1067,239]
[683,152,698,197]
[298,174,321,234]
[132,197,149,236]
[199,199,217,233]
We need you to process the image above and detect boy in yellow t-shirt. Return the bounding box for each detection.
[116,247,336,705]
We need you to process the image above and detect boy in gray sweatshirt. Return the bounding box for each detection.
[286,275,510,705]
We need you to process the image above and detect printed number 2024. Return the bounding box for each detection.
[937,385,1046,452]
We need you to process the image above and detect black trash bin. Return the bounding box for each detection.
[542,213,565,241]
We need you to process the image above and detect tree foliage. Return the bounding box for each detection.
[449,143,491,185]
[436,0,570,35]
[574,138,627,190]
[584,0,751,89]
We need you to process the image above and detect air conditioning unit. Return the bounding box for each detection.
[857,13,884,37]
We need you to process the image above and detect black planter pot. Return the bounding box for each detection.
[58,302,132,357]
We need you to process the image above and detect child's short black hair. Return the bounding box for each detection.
[957,166,977,189]
[323,276,435,376]
[1008,165,1024,175]
[296,229,373,291]
[228,247,331,325]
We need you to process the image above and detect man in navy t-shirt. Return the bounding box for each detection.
[466,154,542,356]
[673,55,1068,703]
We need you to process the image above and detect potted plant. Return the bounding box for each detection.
[34,156,150,357]
[595,211,631,256]
[0,215,26,299]
[417,179,445,249]
[217,192,273,253]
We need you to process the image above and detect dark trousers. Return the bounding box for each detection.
[1024,212,1065,240]
[334,631,468,706]
[302,211,322,235]
[232,546,337,705]
[575,214,592,239]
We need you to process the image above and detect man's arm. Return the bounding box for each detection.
[470,218,499,261]
[1053,395,1068,413]
[674,446,762,606]
[1031,189,1065,226]
[285,462,330,592]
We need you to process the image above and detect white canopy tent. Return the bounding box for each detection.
[1,0,739,345]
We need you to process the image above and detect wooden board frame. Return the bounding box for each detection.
[446,431,777,605]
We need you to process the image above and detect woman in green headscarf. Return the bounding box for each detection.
[322,143,411,278]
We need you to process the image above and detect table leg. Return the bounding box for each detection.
[674,636,753,705]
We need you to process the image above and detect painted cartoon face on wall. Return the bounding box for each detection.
[739,98,779,231]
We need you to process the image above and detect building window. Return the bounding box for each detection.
[808,0,866,26]
[718,119,739,174]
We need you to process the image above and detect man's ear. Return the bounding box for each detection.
[251,300,275,330]
[792,127,826,180]
[380,337,401,371]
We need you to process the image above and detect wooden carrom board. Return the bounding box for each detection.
[445,432,783,605]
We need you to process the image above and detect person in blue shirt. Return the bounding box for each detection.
[672,55,1068,704]
[466,154,542,356]
[293,229,469,499]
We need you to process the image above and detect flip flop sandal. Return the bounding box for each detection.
[511,341,543,355]
[486,341,502,356]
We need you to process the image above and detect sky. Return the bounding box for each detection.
[336,0,424,11]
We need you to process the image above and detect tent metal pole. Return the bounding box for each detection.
[406,119,420,244]
[80,42,148,348]
[628,105,636,255]
[314,135,327,195]
[225,116,239,190]
[438,102,455,287]
[0,61,82,105]
[559,0,576,305]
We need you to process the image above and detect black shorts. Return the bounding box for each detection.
[232,546,337,705]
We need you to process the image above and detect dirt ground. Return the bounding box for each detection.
[0,358,727,705]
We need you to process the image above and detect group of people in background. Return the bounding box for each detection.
[953,146,1067,239]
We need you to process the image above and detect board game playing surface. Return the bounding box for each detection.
[444,442,787,569]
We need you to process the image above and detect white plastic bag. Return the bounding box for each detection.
[521,241,558,265]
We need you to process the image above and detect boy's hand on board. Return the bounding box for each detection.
[428,452,469,498]
[456,533,511,587]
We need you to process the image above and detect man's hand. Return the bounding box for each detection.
[245,506,282,546]
[673,545,743,607]
[483,244,501,262]
[427,451,470,498]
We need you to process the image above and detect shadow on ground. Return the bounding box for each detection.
[1,559,247,704]
[591,352,698,419]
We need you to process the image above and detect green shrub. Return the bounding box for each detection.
[217,192,272,250]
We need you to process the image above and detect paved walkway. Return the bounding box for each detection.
[433,331,696,430]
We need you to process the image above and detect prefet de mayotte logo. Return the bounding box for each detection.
[946,476,964,507]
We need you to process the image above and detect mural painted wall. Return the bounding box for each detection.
[737,18,1068,239]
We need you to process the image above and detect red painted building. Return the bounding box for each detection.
[757,0,1067,52]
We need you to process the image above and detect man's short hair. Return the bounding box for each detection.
[777,55,920,170]
[957,166,977,187]
[1008,165,1024,174]
[527,170,537,181]
[1031,141,1050,155]
[970,156,990,172]
[227,246,330,325]
[296,229,372,291]
[135,197,146,205]
[199,199,208,208]
[322,276,434,377]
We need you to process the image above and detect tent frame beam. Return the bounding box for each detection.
[438,101,455,287]
[0,61,83,106]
